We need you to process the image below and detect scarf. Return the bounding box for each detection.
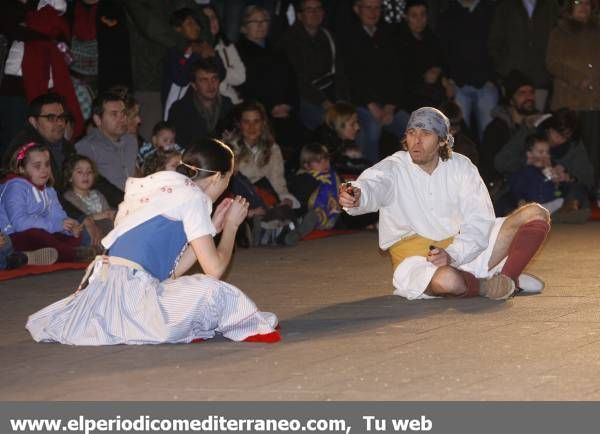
[406,107,455,147]
[101,171,211,249]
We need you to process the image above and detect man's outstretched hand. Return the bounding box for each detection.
[427,247,452,267]
[339,183,361,208]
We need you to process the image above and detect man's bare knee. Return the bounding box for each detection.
[513,203,551,225]
[428,266,466,296]
[489,203,550,269]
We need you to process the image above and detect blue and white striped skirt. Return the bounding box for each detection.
[26,262,278,345]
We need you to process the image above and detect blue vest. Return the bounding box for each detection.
[109,215,188,281]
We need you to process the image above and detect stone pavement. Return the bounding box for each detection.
[2,223,600,400]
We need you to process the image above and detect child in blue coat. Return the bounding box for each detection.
[2,142,92,262]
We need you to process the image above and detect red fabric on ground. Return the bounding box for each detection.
[243,330,281,343]
[302,229,358,241]
[591,203,600,221]
[0,262,88,281]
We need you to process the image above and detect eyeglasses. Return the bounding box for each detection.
[179,160,219,180]
[245,19,270,25]
[358,5,381,12]
[302,6,324,13]
[573,0,591,5]
[37,113,70,123]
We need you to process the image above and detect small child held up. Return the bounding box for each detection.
[1,143,94,262]
[289,143,342,230]
[509,134,563,214]
[62,155,116,245]
[137,121,184,168]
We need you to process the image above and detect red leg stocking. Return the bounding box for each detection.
[501,220,550,282]
[459,271,481,298]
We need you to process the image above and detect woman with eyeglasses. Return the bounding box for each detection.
[235,5,302,156]
[546,0,600,199]
[26,138,281,345]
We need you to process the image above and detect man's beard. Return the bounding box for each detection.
[514,101,537,116]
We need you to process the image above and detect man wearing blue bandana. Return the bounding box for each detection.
[340,107,551,300]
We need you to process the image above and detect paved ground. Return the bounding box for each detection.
[2,223,600,401]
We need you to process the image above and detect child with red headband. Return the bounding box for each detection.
[0,142,95,262]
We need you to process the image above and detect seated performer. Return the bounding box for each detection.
[27,138,280,345]
[339,107,550,300]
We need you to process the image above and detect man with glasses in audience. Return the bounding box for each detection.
[3,93,74,187]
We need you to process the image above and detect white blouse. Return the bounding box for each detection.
[216,39,246,104]
[347,151,496,266]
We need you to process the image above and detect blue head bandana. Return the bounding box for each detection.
[406,107,454,148]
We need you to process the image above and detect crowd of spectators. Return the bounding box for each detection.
[1,0,599,270]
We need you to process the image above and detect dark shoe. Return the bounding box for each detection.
[277,224,299,246]
[282,210,319,246]
[5,252,29,269]
[24,247,59,265]
[296,210,319,237]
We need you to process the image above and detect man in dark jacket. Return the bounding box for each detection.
[481,70,539,185]
[397,0,448,111]
[167,58,233,149]
[280,0,349,131]
[489,0,559,112]
[495,108,594,192]
[437,0,498,140]
[339,0,408,163]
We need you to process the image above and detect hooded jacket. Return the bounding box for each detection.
[0,177,68,235]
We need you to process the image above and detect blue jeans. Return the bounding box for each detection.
[0,234,15,270]
[454,83,499,141]
[299,99,326,131]
[356,106,410,163]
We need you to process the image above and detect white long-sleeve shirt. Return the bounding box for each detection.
[347,151,496,267]
[216,40,246,104]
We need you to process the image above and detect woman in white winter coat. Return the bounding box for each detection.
[201,4,246,104]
